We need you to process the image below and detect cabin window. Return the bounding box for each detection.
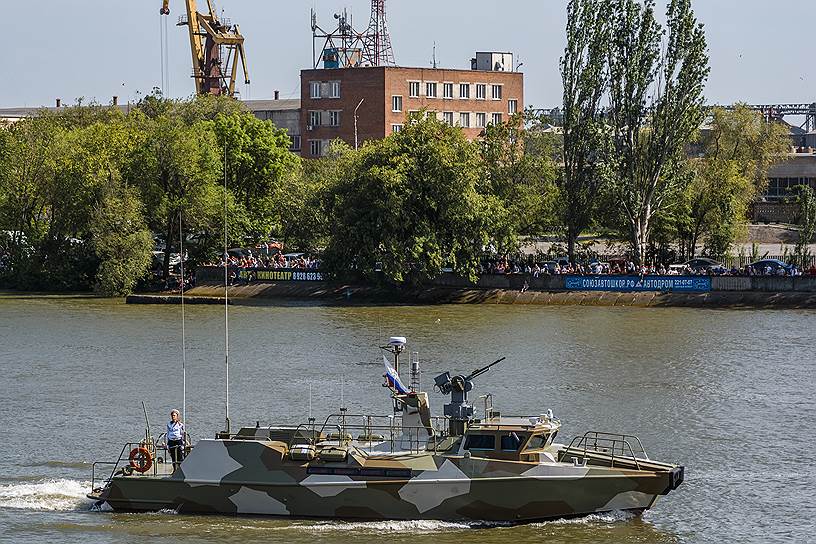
[500,432,524,451]
[526,433,551,450]
[464,434,495,450]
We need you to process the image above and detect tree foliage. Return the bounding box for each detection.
[322,115,509,284]
[481,112,560,237]
[674,106,790,259]
[126,112,222,282]
[793,184,816,267]
[211,112,300,240]
[606,0,709,265]
[560,0,611,262]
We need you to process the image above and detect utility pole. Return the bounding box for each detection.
[354,98,365,150]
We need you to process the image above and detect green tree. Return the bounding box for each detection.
[481,112,560,237]
[560,0,611,263]
[126,114,222,282]
[280,140,353,252]
[606,0,709,265]
[211,112,300,241]
[91,186,153,295]
[793,184,816,268]
[322,115,507,284]
[703,105,790,193]
[677,107,790,259]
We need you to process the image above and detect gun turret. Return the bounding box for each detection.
[434,357,506,436]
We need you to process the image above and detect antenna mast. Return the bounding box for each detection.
[179,211,187,431]
[223,142,230,436]
[361,0,396,67]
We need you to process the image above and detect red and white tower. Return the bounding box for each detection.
[362,0,396,67]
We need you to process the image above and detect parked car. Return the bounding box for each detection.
[747,259,795,275]
[669,258,725,274]
[684,258,725,273]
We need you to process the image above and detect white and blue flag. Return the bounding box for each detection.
[383,355,409,394]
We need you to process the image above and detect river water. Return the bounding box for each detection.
[0,295,813,543]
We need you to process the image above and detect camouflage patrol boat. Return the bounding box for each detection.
[89,337,684,522]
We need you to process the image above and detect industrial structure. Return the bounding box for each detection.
[161,0,249,97]
[311,0,396,69]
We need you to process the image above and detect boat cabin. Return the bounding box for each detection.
[460,416,561,462]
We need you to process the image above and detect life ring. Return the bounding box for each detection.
[128,447,153,473]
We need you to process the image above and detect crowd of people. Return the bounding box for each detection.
[204,251,322,272]
[480,258,816,277]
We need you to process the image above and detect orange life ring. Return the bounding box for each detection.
[128,447,153,473]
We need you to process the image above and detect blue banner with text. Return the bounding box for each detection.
[564,275,712,292]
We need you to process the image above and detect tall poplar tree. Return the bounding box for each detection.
[560,0,611,263]
[606,0,709,265]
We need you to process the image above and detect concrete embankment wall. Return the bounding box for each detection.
[172,269,816,308]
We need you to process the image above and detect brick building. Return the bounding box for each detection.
[300,60,524,157]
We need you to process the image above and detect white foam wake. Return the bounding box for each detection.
[302,519,478,534]
[0,479,93,511]
[532,510,638,526]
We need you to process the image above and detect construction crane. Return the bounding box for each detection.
[160,0,249,97]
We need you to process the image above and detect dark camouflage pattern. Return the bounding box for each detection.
[93,429,682,522]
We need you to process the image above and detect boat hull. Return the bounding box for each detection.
[98,472,669,522]
[94,439,680,523]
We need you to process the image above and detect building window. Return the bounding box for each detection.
[309,140,323,157]
[392,95,403,112]
[392,124,403,133]
[460,83,470,99]
[459,112,470,128]
[409,81,420,98]
[309,110,322,127]
[443,82,454,99]
[289,135,301,152]
[476,84,486,100]
[426,111,437,120]
[492,84,503,100]
[426,82,438,98]
[492,112,503,125]
[475,112,486,128]
[310,81,321,99]
[508,99,518,115]
[329,81,341,99]
[443,111,454,125]
[328,110,340,127]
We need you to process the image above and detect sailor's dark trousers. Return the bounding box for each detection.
[168,439,185,469]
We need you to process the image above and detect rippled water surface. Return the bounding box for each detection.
[0,295,814,543]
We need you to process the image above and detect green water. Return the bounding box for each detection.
[0,295,813,543]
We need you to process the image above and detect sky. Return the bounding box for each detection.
[1,0,814,109]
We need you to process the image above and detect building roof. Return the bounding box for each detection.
[301,65,523,75]
[0,99,301,121]
[243,99,301,112]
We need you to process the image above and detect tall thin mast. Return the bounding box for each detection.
[223,142,230,435]
[179,211,187,431]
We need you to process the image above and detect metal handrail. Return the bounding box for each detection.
[564,431,649,470]
[281,414,448,455]
[90,439,173,493]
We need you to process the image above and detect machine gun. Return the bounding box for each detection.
[434,357,506,436]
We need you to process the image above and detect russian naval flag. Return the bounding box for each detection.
[383,355,409,394]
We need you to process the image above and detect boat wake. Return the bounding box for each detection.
[297,519,485,534]
[0,479,93,511]
[284,513,635,534]
[532,510,638,526]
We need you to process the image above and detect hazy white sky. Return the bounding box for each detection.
[2,0,814,109]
